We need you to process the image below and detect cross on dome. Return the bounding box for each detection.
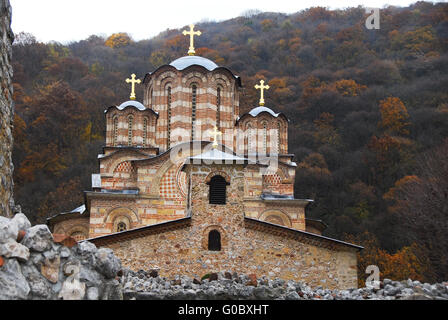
[182,24,202,56]
[255,80,270,106]
[125,74,141,100]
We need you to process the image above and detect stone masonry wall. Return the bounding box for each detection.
[101,164,358,290]
[0,0,14,217]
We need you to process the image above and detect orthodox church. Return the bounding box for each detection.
[48,25,361,289]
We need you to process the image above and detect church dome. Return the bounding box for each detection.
[117,100,146,111]
[248,106,280,118]
[169,56,218,71]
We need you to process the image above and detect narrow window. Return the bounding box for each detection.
[277,122,281,154]
[117,222,127,232]
[113,117,118,146]
[246,123,256,155]
[167,86,172,149]
[191,84,197,139]
[262,122,267,154]
[208,175,228,205]
[208,230,221,251]
[143,117,148,147]
[128,116,133,146]
[216,87,221,129]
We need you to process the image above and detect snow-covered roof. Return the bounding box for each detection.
[70,205,86,214]
[104,100,147,113]
[188,148,247,163]
[117,100,146,111]
[170,56,218,71]
[248,106,280,117]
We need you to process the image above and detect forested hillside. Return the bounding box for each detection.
[11,2,448,283]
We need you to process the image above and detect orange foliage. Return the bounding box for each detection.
[261,19,274,31]
[379,97,411,135]
[105,33,131,48]
[333,79,366,97]
[344,232,432,286]
[164,35,184,50]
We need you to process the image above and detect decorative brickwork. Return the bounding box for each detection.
[49,52,361,289]
[90,163,360,290]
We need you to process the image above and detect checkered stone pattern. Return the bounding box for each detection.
[263,174,282,186]
[114,161,133,173]
[159,165,185,200]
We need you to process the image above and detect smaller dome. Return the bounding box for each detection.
[117,100,146,111]
[248,106,280,118]
[170,56,218,71]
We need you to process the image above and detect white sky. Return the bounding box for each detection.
[10,0,443,43]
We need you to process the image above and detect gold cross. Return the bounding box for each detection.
[125,74,141,100]
[209,126,222,148]
[254,79,270,106]
[182,24,201,56]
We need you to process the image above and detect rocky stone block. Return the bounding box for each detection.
[21,225,53,252]
[0,239,29,262]
[95,248,122,279]
[0,258,30,299]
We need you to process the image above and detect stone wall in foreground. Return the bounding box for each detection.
[0,213,123,300]
[122,270,448,300]
[0,0,14,217]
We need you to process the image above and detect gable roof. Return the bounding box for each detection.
[83,214,361,251]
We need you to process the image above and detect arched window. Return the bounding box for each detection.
[70,231,86,242]
[208,230,221,251]
[277,122,281,154]
[191,84,197,139]
[216,87,221,129]
[128,116,133,146]
[143,117,148,147]
[262,122,267,154]
[117,222,127,232]
[113,117,118,146]
[208,175,228,205]
[246,123,256,155]
[167,86,172,149]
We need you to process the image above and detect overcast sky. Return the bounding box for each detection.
[10,0,442,43]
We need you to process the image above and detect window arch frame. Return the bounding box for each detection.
[261,121,268,155]
[113,116,119,146]
[113,215,131,233]
[143,117,148,147]
[208,229,221,251]
[191,83,198,140]
[127,115,134,146]
[166,85,172,149]
[207,174,229,205]
[216,86,222,130]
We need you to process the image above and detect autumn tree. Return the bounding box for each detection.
[105,33,132,48]
[378,97,411,136]
[344,231,432,287]
[383,140,448,281]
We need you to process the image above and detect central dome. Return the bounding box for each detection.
[169,56,218,71]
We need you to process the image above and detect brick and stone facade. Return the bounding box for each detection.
[0,0,14,217]
[89,162,360,289]
[47,45,361,289]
